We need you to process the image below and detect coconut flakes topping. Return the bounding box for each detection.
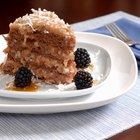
[11,8,71,36]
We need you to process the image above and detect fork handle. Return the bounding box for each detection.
[130,43,140,50]
[133,42,140,45]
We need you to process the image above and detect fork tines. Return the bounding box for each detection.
[105,23,129,41]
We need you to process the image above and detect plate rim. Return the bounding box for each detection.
[0,35,112,99]
[0,32,138,113]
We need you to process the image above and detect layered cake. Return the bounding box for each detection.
[0,8,77,84]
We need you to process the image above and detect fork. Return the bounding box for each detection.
[105,22,140,47]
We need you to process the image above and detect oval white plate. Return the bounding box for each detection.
[0,32,137,114]
[0,35,111,99]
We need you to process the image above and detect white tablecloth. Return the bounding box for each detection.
[0,11,140,140]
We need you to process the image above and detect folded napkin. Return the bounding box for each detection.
[87,18,140,69]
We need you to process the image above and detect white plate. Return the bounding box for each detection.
[0,36,111,99]
[0,32,137,114]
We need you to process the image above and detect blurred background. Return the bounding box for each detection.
[0,0,140,34]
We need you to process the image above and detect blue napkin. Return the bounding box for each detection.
[86,18,140,69]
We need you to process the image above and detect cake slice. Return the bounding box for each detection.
[0,8,77,84]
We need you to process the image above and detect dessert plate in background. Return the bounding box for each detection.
[0,32,137,114]
[0,35,111,99]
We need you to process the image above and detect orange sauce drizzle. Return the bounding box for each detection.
[93,79,100,84]
[5,82,40,92]
[89,64,94,71]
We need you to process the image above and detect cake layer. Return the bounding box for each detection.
[8,30,75,50]
[4,47,74,66]
[32,67,75,84]
[1,53,76,75]
[5,34,75,60]
[1,59,75,84]
[3,48,75,70]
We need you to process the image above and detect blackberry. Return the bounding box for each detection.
[14,67,33,88]
[74,70,93,90]
[74,48,91,68]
